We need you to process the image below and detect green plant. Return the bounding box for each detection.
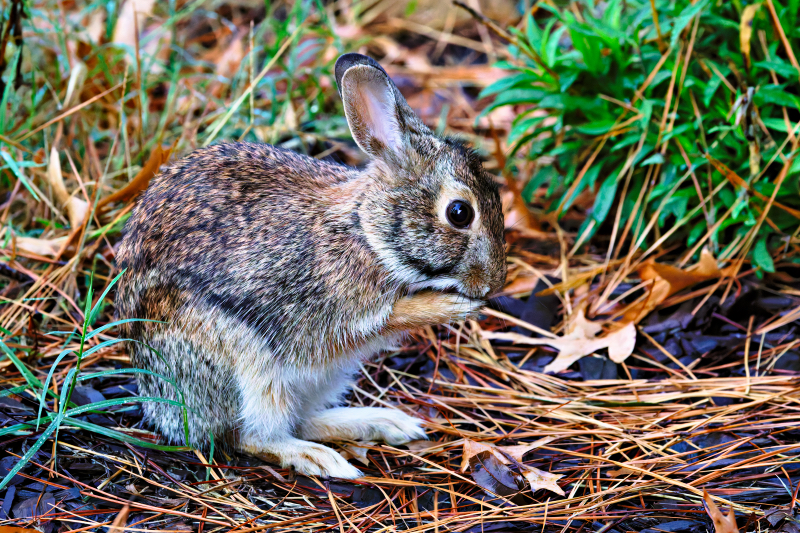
[482,0,800,271]
[0,270,192,491]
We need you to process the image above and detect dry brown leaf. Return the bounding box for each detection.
[108,504,130,533]
[64,62,87,108]
[461,439,564,497]
[339,442,374,466]
[112,0,156,50]
[461,439,494,473]
[624,249,733,323]
[703,489,739,533]
[13,236,68,257]
[481,310,636,373]
[215,33,246,80]
[404,439,442,455]
[521,467,566,497]
[97,145,171,212]
[48,148,89,229]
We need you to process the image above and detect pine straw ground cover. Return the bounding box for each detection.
[1,0,800,532]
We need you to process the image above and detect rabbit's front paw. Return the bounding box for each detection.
[437,292,485,321]
[387,291,485,331]
[301,407,427,445]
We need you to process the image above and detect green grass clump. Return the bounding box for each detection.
[483,0,800,271]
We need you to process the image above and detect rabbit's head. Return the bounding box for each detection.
[335,54,507,300]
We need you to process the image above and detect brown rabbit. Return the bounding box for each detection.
[114,53,507,478]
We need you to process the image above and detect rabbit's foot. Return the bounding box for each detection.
[242,438,362,479]
[301,407,427,445]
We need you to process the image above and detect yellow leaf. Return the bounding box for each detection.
[740,3,761,70]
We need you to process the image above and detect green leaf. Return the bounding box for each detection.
[0,151,40,201]
[754,85,800,109]
[477,88,548,121]
[0,417,60,491]
[508,115,548,146]
[522,166,558,203]
[640,153,665,166]
[762,118,791,132]
[88,269,127,327]
[703,71,724,107]
[63,417,192,451]
[0,339,43,394]
[86,318,160,340]
[576,119,617,135]
[65,396,187,417]
[478,72,539,99]
[754,60,800,80]
[592,171,620,224]
[752,237,775,273]
[669,0,710,50]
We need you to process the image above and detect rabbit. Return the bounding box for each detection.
[114,53,507,479]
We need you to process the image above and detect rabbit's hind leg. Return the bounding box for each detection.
[236,366,362,479]
[300,406,427,445]
[240,437,362,479]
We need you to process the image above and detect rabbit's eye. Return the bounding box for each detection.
[446,200,474,229]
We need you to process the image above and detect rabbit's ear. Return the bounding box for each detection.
[335,53,426,161]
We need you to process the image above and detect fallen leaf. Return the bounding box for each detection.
[48,148,89,229]
[97,145,171,212]
[480,309,637,373]
[215,33,246,80]
[471,450,526,497]
[63,62,87,108]
[339,442,374,466]
[623,249,734,323]
[461,439,564,497]
[499,439,556,463]
[108,504,130,533]
[112,0,156,51]
[521,466,566,497]
[13,236,68,257]
[404,439,442,455]
[703,489,739,533]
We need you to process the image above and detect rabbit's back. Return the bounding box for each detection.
[118,143,354,276]
[115,141,395,365]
